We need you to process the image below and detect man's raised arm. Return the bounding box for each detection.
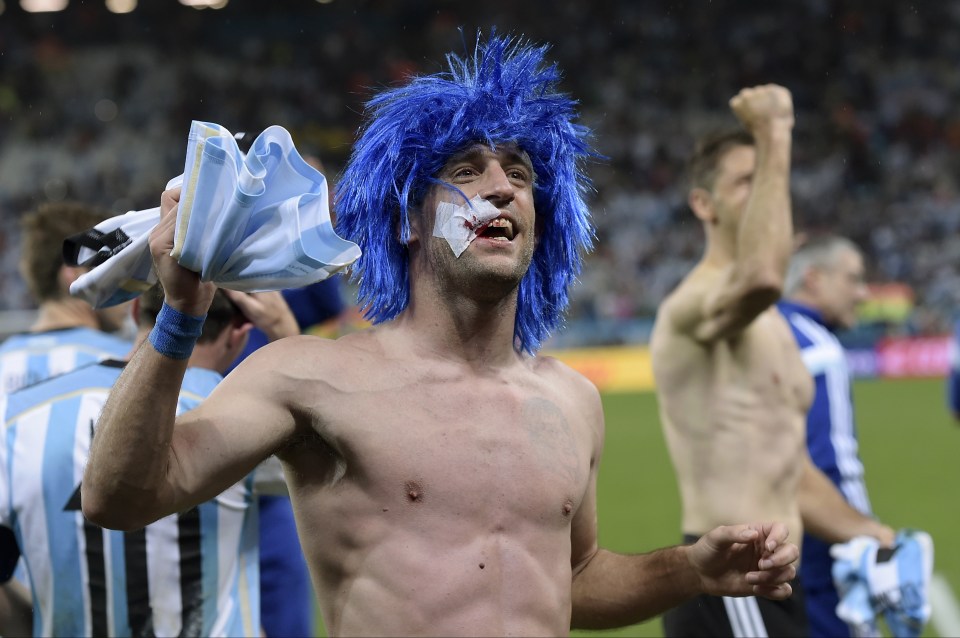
[680,85,796,343]
[82,188,294,530]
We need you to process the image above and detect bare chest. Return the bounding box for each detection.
[300,374,593,525]
[721,309,814,412]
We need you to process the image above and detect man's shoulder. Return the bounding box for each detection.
[0,328,129,355]
[80,328,133,352]
[655,267,720,325]
[241,329,382,375]
[777,301,834,349]
[4,362,118,422]
[530,353,601,402]
[651,277,710,349]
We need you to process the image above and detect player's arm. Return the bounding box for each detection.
[83,327,304,531]
[0,579,32,637]
[567,378,796,627]
[673,86,795,343]
[82,187,299,530]
[572,521,798,628]
[798,454,895,545]
[565,377,700,626]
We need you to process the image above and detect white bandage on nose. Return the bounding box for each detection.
[432,195,502,257]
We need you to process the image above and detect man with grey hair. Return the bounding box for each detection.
[777,235,891,638]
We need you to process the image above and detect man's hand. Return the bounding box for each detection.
[729,84,795,134]
[687,522,798,600]
[151,187,216,316]
[224,290,300,343]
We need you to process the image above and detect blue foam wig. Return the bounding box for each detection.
[335,34,598,353]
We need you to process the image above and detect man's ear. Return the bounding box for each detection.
[400,216,419,244]
[230,320,253,345]
[803,266,822,296]
[688,187,716,224]
[401,204,424,246]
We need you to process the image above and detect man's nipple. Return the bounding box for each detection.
[405,480,424,504]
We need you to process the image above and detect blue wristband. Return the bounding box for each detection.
[148,302,206,360]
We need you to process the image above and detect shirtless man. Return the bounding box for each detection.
[651,85,894,637]
[82,39,799,637]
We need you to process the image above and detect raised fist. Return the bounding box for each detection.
[729,84,794,132]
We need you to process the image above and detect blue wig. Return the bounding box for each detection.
[335,34,598,353]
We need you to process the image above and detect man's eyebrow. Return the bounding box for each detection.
[500,148,534,172]
[445,144,487,165]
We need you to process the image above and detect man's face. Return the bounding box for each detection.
[413,143,536,299]
[705,144,756,231]
[813,248,868,329]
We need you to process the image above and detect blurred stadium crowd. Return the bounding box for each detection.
[0,0,958,346]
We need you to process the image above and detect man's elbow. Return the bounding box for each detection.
[744,271,784,303]
[81,484,153,531]
[739,274,783,316]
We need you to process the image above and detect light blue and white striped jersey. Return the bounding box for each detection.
[0,361,260,637]
[0,327,132,396]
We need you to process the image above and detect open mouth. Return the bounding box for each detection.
[477,217,515,241]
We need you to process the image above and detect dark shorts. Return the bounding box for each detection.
[662,534,810,638]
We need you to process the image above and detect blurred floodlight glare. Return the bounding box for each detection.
[178,0,229,7]
[316,0,334,4]
[105,0,136,13]
[20,0,68,11]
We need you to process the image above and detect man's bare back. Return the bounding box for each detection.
[251,326,602,636]
[652,265,812,543]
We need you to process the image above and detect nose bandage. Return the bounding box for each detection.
[66,121,361,308]
[432,195,502,257]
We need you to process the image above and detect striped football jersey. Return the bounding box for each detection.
[0,327,131,396]
[0,361,260,637]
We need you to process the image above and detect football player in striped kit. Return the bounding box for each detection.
[0,202,133,397]
[0,284,297,636]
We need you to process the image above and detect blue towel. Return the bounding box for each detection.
[831,529,934,638]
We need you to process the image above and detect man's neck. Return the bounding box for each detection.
[31,299,101,333]
[394,291,522,367]
[702,223,741,266]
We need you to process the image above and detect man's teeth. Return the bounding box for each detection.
[481,218,513,239]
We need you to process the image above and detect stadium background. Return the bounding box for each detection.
[0,1,957,636]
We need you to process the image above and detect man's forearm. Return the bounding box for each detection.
[571,546,699,629]
[0,579,32,636]
[799,459,894,545]
[737,124,793,282]
[82,340,188,530]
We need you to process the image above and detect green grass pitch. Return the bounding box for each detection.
[315,377,959,637]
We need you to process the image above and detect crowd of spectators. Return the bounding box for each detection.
[0,0,958,346]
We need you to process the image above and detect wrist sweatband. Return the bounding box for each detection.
[149,302,206,360]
